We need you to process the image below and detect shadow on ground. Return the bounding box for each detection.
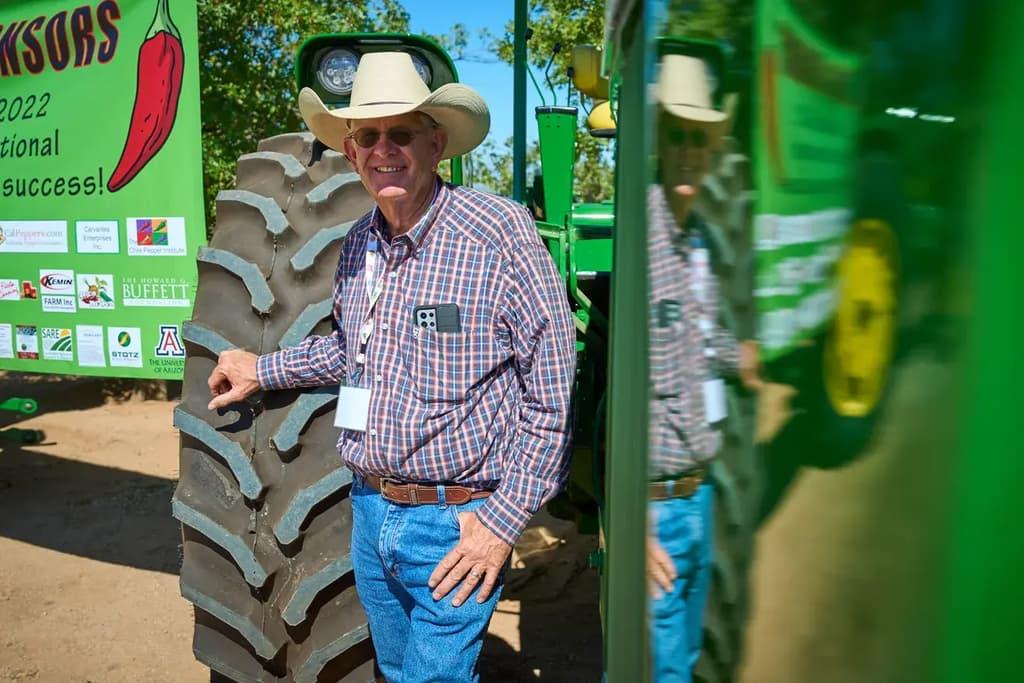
[0,445,181,574]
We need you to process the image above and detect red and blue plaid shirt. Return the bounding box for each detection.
[257,180,576,544]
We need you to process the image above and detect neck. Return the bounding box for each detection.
[379,179,436,236]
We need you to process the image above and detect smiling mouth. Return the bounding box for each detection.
[374,166,404,174]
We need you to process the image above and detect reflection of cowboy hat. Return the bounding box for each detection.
[656,54,735,134]
[299,52,490,160]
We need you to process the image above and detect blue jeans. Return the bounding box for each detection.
[350,476,504,683]
[648,483,714,683]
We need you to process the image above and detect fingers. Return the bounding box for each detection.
[207,365,227,396]
[431,556,475,602]
[452,564,489,608]
[208,386,246,411]
[647,539,676,599]
[475,565,500,604]
[428,547,463,592]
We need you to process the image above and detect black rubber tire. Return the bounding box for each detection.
[692,141,761,683]
[175,132,377,682]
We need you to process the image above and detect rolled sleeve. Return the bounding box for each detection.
[479,231,576,545]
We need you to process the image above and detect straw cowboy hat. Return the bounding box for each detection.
[298,52,490,160]
[656,53,735,136]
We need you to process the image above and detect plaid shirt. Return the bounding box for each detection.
[648,184,739,478]
[257,180,576,545]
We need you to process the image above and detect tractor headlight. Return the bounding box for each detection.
[316,49,360,96]
[408,52,432,86]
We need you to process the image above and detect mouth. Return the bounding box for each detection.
[373,165,405,174]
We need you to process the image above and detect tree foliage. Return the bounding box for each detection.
[197,0,410,225]
[471,0,613,204]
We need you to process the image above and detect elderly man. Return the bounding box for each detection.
[646,53,761,683]
[206,52,576,682]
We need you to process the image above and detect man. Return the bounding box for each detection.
[645,53,761,683]
[206,52,576,682]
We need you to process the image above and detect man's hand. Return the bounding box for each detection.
[207,349,260,411]
[429,511,513,607]
[647,536,677,599]
[738,339,764,392]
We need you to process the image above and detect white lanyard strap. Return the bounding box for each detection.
[355,238,387,375]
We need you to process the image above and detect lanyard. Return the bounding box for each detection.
[688,233,716,356]
[354,238,387,381]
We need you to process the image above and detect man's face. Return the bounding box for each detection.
[658,112,718,196]
[342,112,447,203]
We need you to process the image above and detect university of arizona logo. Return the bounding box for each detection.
[155,325,185,357]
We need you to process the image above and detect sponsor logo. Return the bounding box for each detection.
[40,271,74,292]
[126,217,187,256]
[42,327,73,361]
[155,325,185,357]
[21,281,38,299]
[39,269,76,312]
[15,324,38,359]
[0,323,12,359]
[76,220,119,254]
[0,221,69,253]
[76,325,106,367]
[121,276,192,307]
[0,279,20,300]
[78,274,115,309]
[108,327,142,367]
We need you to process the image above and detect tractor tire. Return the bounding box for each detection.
[692,141,761,683]
[174,132,376,682]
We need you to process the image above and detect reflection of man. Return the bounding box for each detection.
[647,53,760,683]
[205,52,576,681]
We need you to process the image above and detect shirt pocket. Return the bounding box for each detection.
[649,324,686,398]
[404,329,479,403]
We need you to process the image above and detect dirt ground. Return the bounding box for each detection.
[0,342,956,682]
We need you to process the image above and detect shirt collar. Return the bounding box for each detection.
[368,177,446,255]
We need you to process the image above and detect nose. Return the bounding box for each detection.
[370,134,399,157]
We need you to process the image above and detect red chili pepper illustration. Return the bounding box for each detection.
[107,0,183,192]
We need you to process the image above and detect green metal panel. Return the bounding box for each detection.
[938,4,1022,680]
[537,107,579,229]
[572,239,614,274]
[602,2,651,679]
[513,0,528,202]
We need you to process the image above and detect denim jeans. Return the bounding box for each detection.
[350,476,504,683]
[648,482,714,683]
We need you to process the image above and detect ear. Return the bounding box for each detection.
[342,136,358,166]
[431,126,449,167]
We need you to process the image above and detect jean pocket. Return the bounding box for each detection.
[444,497,486,533]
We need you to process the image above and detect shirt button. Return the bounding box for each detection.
[375,374,383,382]
[389,271,398,279]
[370,428,378,437]
[381,323,390,331]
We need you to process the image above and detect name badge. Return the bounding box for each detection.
[703,378,727,425]
[334,386,371,431]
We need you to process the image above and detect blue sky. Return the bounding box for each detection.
[402,0,544,148]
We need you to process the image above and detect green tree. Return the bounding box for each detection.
[475,0,614,204]
[197,0,410,226]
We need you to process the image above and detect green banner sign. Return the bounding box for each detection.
[0,0,204,379]
[753,0,862,360]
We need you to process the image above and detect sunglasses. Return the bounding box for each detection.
[665,126,709,149]
[346,126,430,149]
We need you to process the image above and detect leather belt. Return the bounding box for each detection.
[364,475,493,506]
[648,468,707,501]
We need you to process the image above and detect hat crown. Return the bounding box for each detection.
[658,54,716,110]
[350,52,432,108]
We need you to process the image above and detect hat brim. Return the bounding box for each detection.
[660,102,730,123]
[299,84,490,160]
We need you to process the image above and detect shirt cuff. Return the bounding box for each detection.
[475,473,549,546]
[256,350,290,390]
